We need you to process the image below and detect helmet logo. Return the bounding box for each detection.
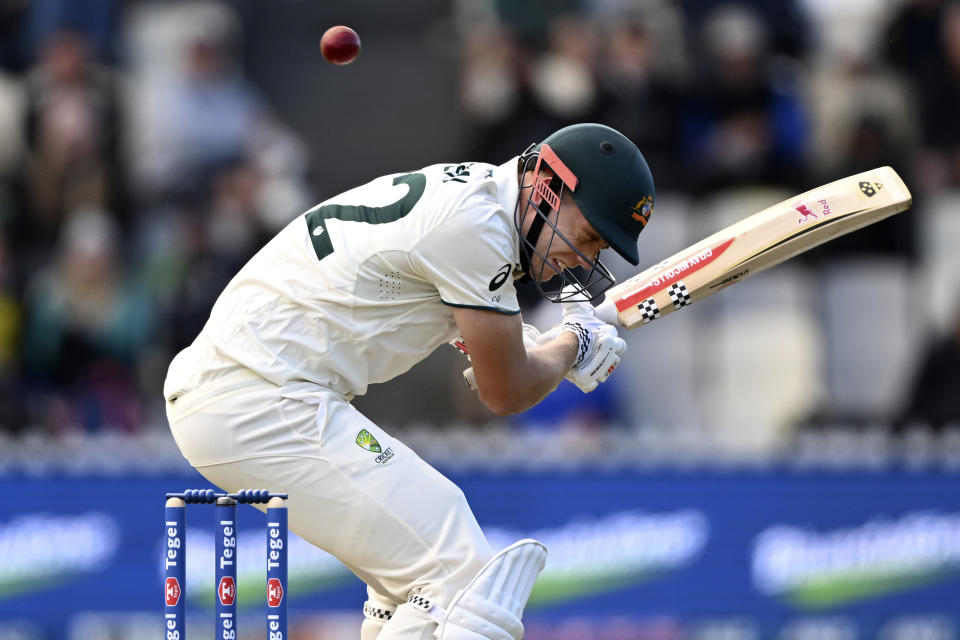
[631,195,654,227]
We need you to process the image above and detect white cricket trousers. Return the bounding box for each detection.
[166,369,493,639]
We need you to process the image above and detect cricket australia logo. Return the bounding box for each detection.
[356,429,395,464]
[631,194,654,227]
[356,429,382,453]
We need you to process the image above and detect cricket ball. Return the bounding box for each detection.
[320,26,361,66]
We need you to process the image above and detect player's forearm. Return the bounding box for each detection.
[477,333,578,415]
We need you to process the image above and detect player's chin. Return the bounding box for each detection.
[533,259,564,283]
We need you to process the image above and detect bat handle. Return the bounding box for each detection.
[463,366,477,390]
[595,298,619,325]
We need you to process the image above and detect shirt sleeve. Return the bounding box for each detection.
[412,201,520,315]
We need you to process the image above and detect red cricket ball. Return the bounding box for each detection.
[320,25,361,66]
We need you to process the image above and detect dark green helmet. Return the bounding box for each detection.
[535,123,655,266]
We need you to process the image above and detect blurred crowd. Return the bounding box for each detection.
[0,0,311,434]
[0,0,957,440]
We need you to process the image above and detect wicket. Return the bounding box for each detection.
[164,489,289,639]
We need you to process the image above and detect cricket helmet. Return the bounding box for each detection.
[538,123,654,265]
[515,123,655,301]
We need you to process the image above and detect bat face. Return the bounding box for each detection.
[595,167,913,330]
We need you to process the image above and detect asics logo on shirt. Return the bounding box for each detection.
[489,264,512,291]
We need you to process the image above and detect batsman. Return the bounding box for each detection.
[164,123,655,639]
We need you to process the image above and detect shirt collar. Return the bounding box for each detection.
[491,157,525,275]
[492,157,520,219]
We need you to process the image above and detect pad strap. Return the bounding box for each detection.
[363,599,395,621]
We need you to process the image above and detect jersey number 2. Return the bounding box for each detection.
[304,172,426,261]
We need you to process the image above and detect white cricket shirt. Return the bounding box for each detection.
[164,159,522,400]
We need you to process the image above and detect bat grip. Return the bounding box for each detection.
[463,366,477,390]
[594,298,619,325]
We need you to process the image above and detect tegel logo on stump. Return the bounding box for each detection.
[752,511,960,609]
[218,576,236,606]
[268,577,284,607]
[165,577,181,606]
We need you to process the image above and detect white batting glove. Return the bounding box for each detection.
[563,324,626,392]
[552,287,627,392]
[454,324,545,390]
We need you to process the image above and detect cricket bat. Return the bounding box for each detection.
[595,166,912,329]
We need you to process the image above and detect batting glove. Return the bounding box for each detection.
[563,324,626,392]
[549,287,627,392]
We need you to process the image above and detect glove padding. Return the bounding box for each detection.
[551,289,627,392]
[563,323,626,392]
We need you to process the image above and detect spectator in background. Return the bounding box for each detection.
[885,0,947,76]
[680,3,807,194]
[459,23,557,162]
[131,153,294,423]
[0,1,30,72]
[797,0,919,261]
[128,2,305,207]
[21,208,153,433]
[0,67,24,266]
[898,299,960,431]
[131,15,258,203]
[594,14,687,189]
[458,11,604,162]
[157,159,272,354]
[682,0,810,59]
[22,0,118,67]
[527,15,601,126]
[803,110,917,261]
[887,0,960,189]
[0,229,23,431]
[0,0,118,73]
[204,160,268,268]
[19,27,124,269]
[124,0,310,378]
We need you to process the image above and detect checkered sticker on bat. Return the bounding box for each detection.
[639,298,660,324]
[668,281,692,309]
